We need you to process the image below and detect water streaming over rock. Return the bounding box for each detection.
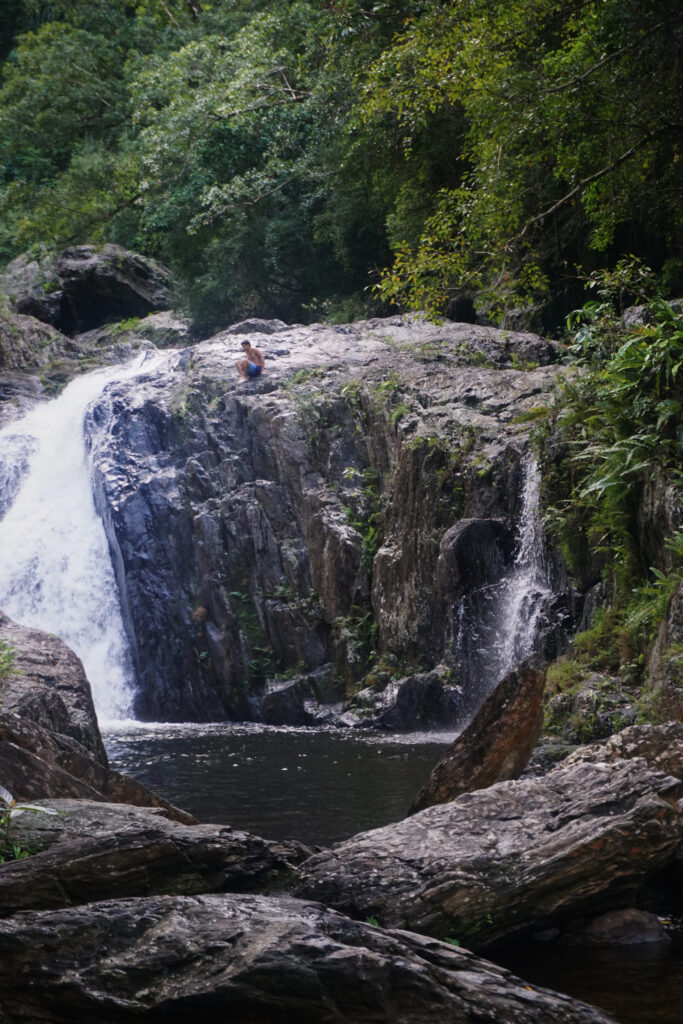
[455,457,553,716]
[0,353,168,722]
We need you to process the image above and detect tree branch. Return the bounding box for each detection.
[542,22,665,94]
[513,125,675,244]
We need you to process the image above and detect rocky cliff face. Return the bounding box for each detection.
[81,314,574,721]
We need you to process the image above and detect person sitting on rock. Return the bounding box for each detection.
[235,339,265,383]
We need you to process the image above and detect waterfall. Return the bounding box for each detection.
[454,457,553,715]
[0,353,166,723]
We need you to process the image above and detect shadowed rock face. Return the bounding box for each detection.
[410,658,546,812]
[1,245,176,335]
[295,758,683,951]
[83,315,573,721]
[0,893,619,1023]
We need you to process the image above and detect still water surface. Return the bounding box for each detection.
[105,723,451,847]
[105,723,683,1024]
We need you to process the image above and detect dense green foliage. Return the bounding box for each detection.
[1,0,680,328]
[541,262,682,695]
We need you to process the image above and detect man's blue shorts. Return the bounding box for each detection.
[247,362,262,378]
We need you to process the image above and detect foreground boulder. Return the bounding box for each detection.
[295,759,683,951]
[0,800,308,915]
[0,893,618,1023]
[411,658,546,811]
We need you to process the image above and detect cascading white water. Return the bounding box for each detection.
[0,353,166,723]
[454,456,553,714]
[493,458,552,674]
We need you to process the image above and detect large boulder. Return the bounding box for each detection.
[0,892,618,1023]
[1,245,176,335]
[0,614,193,822]
[410,658,546,811]
[0,611,104,760]
[0,800,309,915]
[295,758,683,951]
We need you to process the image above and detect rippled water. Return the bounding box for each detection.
[104,723,452,847]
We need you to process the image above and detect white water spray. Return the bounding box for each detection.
[454,456,553,714]
[494,458,552,674]
[0,353,166,723]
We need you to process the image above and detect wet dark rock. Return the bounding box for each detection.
[295,759,683,951]
[0,800,309,915]
[82,315,571,721]
[258,667,342,726]
[0,892,619,1023]
[411,659,546,811]
[435,518,513,600]
[570,908,670,946]
[353,665,463,731]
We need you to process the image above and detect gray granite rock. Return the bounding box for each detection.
[295,758,683,951]
[0,893,618,1023]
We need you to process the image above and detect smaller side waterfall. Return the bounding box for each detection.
[0,353,167,723]
[454,457,553,715]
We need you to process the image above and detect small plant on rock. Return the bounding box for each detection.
[0,784,57,863]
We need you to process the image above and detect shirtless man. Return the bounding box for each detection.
[235,339,265,383]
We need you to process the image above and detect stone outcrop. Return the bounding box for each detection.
[0,309,68,374]
[82,314,573,721]
[295,758,683,951]
[410,658,546,811]
[0,612,104,759]
[555,721,683,778]
[0,800,308,915]
[0,613,193,822]
[1,245,176,335]
[0,892,619,1023]
[568,908,670,946]
[350,665,464,730]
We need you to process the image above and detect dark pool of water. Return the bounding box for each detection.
[498,937,683,1024]
[104,723,451,847]
[105,723,683,1024]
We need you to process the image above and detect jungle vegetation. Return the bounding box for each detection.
[0,0,681,330]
